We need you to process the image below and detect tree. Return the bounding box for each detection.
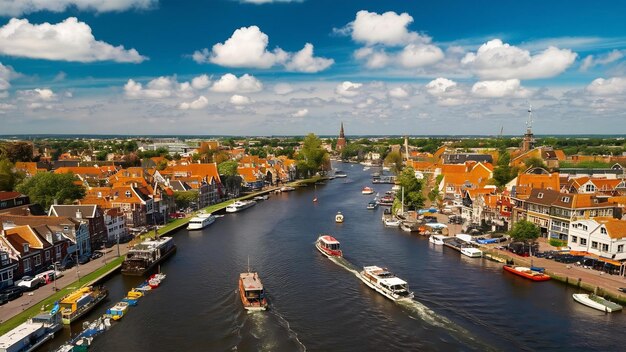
[384,151,403,174]
[395,166,425,210]
[297,133,328,177]
[16,172,85,210]
[508,220,541,242]
[524,157,547,170]
[218,160,238,176]
[0,159,25,191]
[174,191,198,210]
[492,149,518,188]
[0,142,33,162]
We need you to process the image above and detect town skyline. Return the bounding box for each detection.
[1,0,626,135]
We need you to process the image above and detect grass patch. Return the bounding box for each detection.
[549,238,568,247]
[559,160,613,169]
[0,257,124,335]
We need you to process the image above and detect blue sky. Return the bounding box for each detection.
[1,0,626,135]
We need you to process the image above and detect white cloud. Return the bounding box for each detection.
[0,17,146,63]
[580,50,624,71]
[586,77,626,96]
[399,43,444,68]
[18,88,56,101]
[341,10,424,46]
[425,78,458,96]
[124,75,207,99]
[291,108,309,117]
[471,79,531,98]
[179,96,209,110]
[0,0,156,16]
[284,43,334,73]
[388,87,409,99]
[191,75,211,90]
[273,83,294,95]
[194,26,332,72]
[230,94,252,105]
[0,62,18,92]
[461,39,576,80]
[211,73,262,93]
[336,81,362,97]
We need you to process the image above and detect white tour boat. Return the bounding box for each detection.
[225,200,257,213]
[186,212,216,230]
[572,293,623,313]
[429,234,447,245]
[358,266,414,301]
[460,247,483,258]
[335,211,344,223]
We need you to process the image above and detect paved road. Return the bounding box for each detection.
[0,245,129,324]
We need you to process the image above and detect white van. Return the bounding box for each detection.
[16,276,45,290]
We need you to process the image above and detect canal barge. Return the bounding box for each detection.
[358,266,414,302]
[121,237,177,276]
[315,235,342,258]
[503,265,551,281]
[0,310,62,352]
[239,272,268,311]
[59,286,108,325]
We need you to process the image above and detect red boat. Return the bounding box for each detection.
[315,235,342,258]
[503,265,550,281]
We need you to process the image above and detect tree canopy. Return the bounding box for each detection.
[492,149,518,188]
[218,160,238,176]
[297,133,329,177]
[395,166,425,210]
[174,191,198,210]
[16,172,85,210]
[0,159,25,191]
[384,151,404,174]
[508,220,541,242]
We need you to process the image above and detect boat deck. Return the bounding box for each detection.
[240,272,264,291]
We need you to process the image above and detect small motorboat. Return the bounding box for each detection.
[460,247,483,258]
[573,293,622,313]
[400,222,419,232]
[383,218,400,227]
[362,187,374,195]
[503,265,550,281]
[429,235,447,245]
[313,196,318,203]
[315,235,342,258]
[335,212,344,223]
[148,272,167,288]
[367,200,378,210]
[105,301,130,321]
[280,186,296,192]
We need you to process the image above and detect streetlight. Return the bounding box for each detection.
[53,262,59,292]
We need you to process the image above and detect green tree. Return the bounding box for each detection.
[395,166,425,210]
[508,220,541,242]
[218,160,238,176]
[384,150,404,174]
[16,172,85,210]
[524,157,547,170]
[0,142,33,162]
[0,159,25,191]
[174,191,198,210]
[297,133,328,177]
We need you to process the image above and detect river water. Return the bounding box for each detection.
[44,162,624,351]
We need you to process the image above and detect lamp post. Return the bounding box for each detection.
[53,261,59,292]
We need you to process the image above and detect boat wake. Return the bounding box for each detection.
[327,255,494,351]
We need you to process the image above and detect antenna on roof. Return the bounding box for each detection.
[526,102,533,131]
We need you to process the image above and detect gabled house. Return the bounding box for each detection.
[0,225,51,278]
[109,185,154,228]
[103,208,128,243]
[49,205,107,251]
[569,218,626,261]
[461,187,497,224]
[0,247,17,289]
[238,167,264,190]
[0,192,30,211]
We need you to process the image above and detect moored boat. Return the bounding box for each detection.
[225,200,257,213]
[280,186,296,192]
[503,265,551,281]
[148,272,166,288]
[383,217,401,227]
[335,211,344,223]
[460,247,483,258]
[358,266,414,302]
[186,212,216,230]
[400,222,419,232]
[105,301,130,321]
[121,237,176,276]
[573,293,622,313]
[315,235,342,257]
[367,200,378,209]
[362,187,374,195]
[239,272,268,311]
[253,195,269,201]
[0,309,62,352]
[334,171,347,178]
[429,234,447,245]
[377,195,394,206]
[59,286,108,325]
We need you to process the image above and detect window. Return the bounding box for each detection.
[1,253,8,265]
[572,223,578,229]
[591,241,598,249]
[582,225,588,231]
[23,258,31,272]
[45,251,51,261]
[571,236,577,243]
[561,196,570,202]
[23,244,29,253]
[34,255,41,266]
[601,228,607,235]
[580,238,587,246]
[601,243,609,252]
[537,193,544,199]
[585,184,595,192]
[618,245,624,253]
[125,191,132,198]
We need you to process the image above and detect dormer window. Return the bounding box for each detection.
[601,228,607,235]
[125,191,132,198]
[561,196,570,203]
[537,193,544,199]
[23,244,29,253]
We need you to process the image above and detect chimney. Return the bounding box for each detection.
[2,221,16,230]
[53,199,58,205]
[76,209,83,219]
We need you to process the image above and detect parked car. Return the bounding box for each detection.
[35,270,60,284]
[78,255,91,265]
[0,293,7,305]
[16,276,45,291]
[1,287,24,301]
[91,251,104,260]
[59,257,75,270]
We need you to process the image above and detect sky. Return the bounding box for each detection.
[1,0,626,136]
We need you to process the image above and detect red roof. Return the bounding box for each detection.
[320,235,339,244]
[0,191,23,201]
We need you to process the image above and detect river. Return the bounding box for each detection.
[44,162,624,351]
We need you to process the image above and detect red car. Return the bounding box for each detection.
[169,212,186,219]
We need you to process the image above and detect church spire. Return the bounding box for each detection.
[339,122,345,138]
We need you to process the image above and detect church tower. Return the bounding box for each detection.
[522,105,535,152]
[336,122,346,151]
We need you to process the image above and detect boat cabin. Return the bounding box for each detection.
[239,272,266,309]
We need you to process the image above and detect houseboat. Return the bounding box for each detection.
[121,236,177,276]
[239,272,268,311]
[315,235,342,258]
[335,211,344,223]
[502,265,551,281]
[460,247,483,258]
[573,293,623,313]
[362,187,374,195]
[59,286,108,325]
[0,309,62,352]
[186,212,216,230]
[225,200,257,213]
[429,234,447,245]
[358,266,414,302]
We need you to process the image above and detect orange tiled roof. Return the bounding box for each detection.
[594,217,626,239]
[54,166,104,176]
[15,162,40,176]
[237,167,260,183]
